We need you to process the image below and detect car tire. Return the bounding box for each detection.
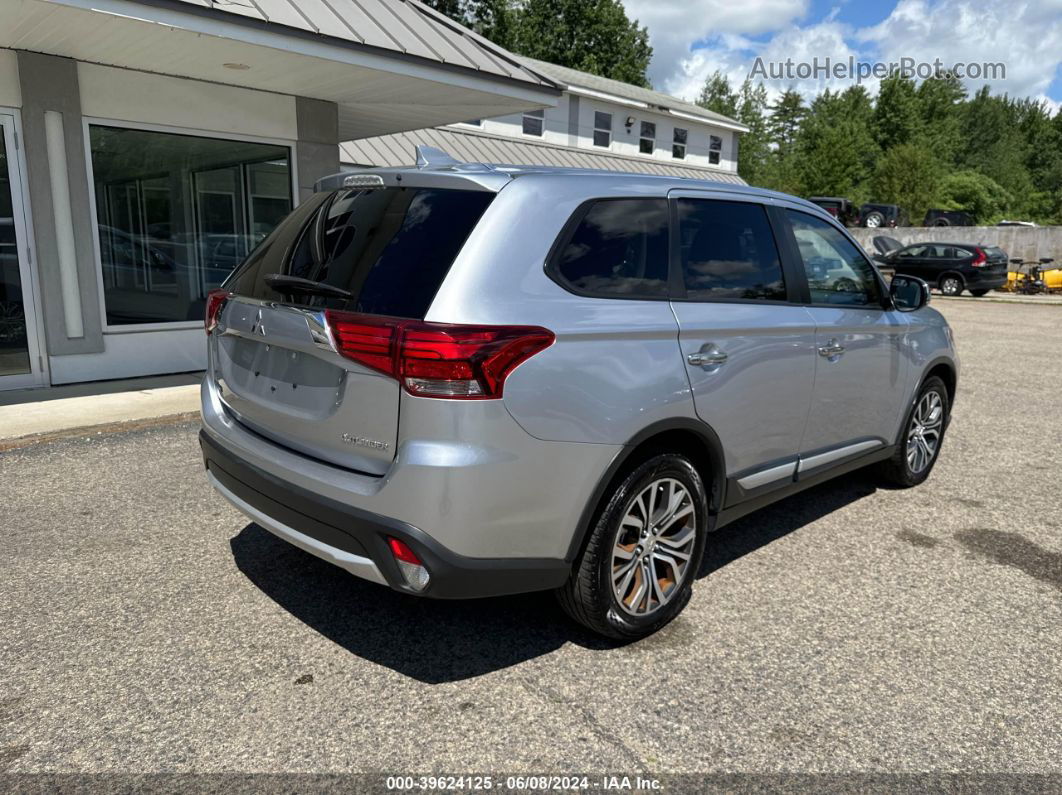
[864,211,885,228]
[970,289,990,297]
[939,274,964,296]
[933,218,950,227]
[878,376,949,488]
[557,453,709,640]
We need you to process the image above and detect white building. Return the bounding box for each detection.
[0,0,559,389]
[342,57,748,183]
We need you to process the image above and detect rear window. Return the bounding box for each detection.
[225,186,494,318]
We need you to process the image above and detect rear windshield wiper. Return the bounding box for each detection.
[264,274,352,300]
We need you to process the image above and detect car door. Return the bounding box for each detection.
[779,208,910,471]
[668,193,817,496]
[893,244,929,281]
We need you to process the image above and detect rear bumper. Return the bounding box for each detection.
[201,430,571,598]
[965,271,1007,289]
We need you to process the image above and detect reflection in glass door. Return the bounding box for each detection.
[0,113,42,387]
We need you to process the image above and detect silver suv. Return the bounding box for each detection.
[200,150,957,640]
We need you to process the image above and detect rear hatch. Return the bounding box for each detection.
[983,246,1008,274]
[210,183,495,474]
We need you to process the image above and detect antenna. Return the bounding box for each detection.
[415,145,462,169]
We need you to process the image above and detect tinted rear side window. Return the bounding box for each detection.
[675,199,786,301]
[226,186,494,318]
[551,198,669,298]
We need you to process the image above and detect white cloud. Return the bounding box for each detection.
[621,0,809,92]
[625,0,1062,106]
[857,0,1062,102]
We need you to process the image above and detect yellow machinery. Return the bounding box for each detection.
[1001,258,1061,294]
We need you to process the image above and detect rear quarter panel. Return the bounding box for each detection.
[425,175,697,445]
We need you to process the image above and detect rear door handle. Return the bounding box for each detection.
[818,339,845,358]
[688,345,728,367]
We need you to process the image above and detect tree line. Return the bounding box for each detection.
[699,71,1062,224]
[424,1,1061,225]
[423,0,652,88]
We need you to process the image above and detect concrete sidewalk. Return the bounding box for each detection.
[0,373,202,446]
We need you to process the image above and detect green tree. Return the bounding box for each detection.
[768,89,806,155]
[916,72,966,164]
[735,79,771,185]
[514,0,653,87]
[935,170,1011,223]
[874,74,922,151]
[871,143,942,221]
[697,71,739,118]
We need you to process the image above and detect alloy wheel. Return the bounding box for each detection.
[610,478,697,616]
[907,391,944,474]
[941,277,961,296]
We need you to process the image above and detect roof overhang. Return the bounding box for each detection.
[2,0,561,140]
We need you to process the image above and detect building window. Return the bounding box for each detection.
[709,134,723,165]
[88,124,291,326]
[672,127,687,159]
[639,121,656,154]
[593,111,612,147]
[522,108,544,136]
[462,119,482,126]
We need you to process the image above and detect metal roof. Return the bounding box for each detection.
[339,127,747,183]
[163,0,558,90]
[520,58,747,131]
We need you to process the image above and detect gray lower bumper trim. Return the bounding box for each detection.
[208,470,388,586]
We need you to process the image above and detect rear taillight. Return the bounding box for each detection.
[970,247,987,267]
[325,311,554,400]
[205,289,231,335]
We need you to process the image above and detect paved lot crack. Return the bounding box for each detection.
[519,675,647,772]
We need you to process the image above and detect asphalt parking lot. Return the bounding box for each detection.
[2,299,1061,782]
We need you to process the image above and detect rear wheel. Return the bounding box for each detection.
[558,454,708,640]
[864,211,885,228]
[879,376,949,487]
[970,289,990,297]
[939,274,964,296]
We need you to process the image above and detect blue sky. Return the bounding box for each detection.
[621,0,1062,110]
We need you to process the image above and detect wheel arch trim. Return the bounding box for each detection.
[563,417,727,563]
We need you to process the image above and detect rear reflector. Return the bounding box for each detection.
[205,289,231,335]
[388,537,430,591]
[325,311,554,400]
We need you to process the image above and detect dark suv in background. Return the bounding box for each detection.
[924,209,974,227]
[807,197,859,227]
[861,204,909,228]
[873,237,1007,296]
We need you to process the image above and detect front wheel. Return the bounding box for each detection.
[558,454,708,640]
[878,376,949,487]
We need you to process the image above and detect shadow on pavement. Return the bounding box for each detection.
[230,524,611,683]
[231,471,879,682]
[699,471,879,576]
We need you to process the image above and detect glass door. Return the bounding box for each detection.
[0,113,44,388]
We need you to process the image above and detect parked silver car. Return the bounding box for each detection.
[200,149,957,640]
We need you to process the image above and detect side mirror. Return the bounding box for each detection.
[891,275,930,312]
